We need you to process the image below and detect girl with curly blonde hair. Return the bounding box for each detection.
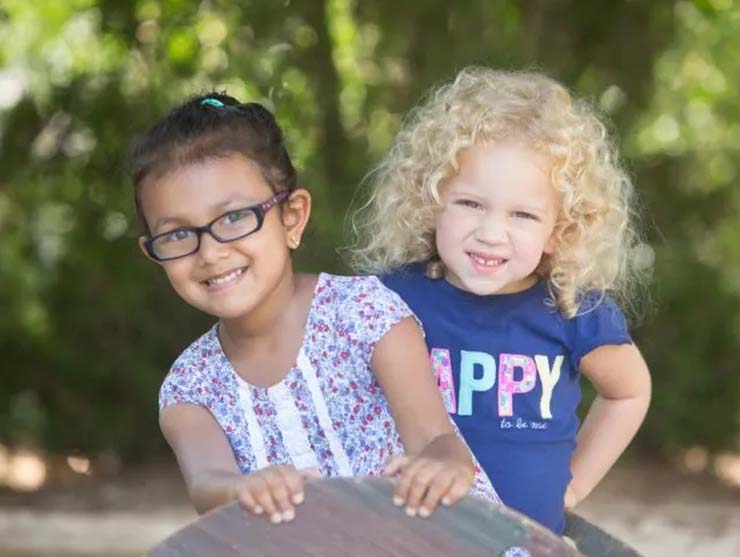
[348,67,652,535]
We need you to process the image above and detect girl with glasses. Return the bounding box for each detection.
[129,93,498,525]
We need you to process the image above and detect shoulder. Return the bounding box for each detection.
[569,292,629,330]
[564,291,632,366]
[168,325,220,376]
[159,325,221,410]
[316,272,381,295]
[315,272,416,345]
[316,273,408,313]
[379,263,443,315]
[379,262,427,291]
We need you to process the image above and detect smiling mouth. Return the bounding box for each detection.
[204,267,246,288]
[468,252,507,267]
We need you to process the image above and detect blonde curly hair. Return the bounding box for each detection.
[347,66,648,318]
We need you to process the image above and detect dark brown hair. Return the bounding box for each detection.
[129,92,297,231]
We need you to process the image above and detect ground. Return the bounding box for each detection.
[1,456,739,557]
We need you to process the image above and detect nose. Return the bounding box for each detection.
[196,231,230,264]
[475,212,508,245]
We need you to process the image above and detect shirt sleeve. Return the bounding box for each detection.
[568,294,633,369]
[158,360,206,413]
[342,275,422,363]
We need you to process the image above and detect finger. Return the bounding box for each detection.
[235,484,263,515]
[418,471,456,517]
[404,461,444,515]
[393,457,425,508]
[276,466,306,510]
[251,477,280,523]
[440,475,471,508]
[264,469,295,522]
[383,455,410,477]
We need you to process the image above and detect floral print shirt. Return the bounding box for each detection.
[159,274,499,502]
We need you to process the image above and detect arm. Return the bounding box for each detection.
[160,404,311,522]
[160,403,245,513]
[566,343,651,508]
[370,316,474,515]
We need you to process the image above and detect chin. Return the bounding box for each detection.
[187,299,245,320]
[214,305,254,320]
[458,279,501,296]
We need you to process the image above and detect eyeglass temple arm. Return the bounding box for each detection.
[259,190,290,213]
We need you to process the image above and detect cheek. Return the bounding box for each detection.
[435,209,466,238]
[434,216,457,254]
[509,227,547,253]
[239,230,292,277]
[163,262,196,290]
[529,230,555,256]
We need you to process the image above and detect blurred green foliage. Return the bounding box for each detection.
[0,0,738,461]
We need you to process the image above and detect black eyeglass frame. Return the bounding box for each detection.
[144,190,290,262]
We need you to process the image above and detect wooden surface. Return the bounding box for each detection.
[148,477,580,557]
[564,513,643,557]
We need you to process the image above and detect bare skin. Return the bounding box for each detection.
[565,343,652,509]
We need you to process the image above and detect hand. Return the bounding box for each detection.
[383,454,473,518]
[564,483,580,510]
[231,466,320,524]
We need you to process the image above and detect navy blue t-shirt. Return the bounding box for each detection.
[382,264,631,534]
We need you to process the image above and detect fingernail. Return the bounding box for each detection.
[282,509,295,522]
[393,496,404,507]
[418,507,430,518]
[441,497,451,507]
[253,505,263,515]
[270,513,282,524]
[292,492,304,505]
[405,506,417,517]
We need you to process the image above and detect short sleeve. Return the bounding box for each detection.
[568,294,632,369]
[158,361,206,413]
[339,275,420,362]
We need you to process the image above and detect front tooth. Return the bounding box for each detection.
[209,269,241,285]
[471,254,502,266]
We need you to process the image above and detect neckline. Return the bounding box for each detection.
[213,273,325,393]
[431,272,545,305]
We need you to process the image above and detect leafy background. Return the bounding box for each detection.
[0,0,738,466]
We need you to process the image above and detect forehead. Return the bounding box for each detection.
[446,141,558,209]
[455,141,551,188]
[139,155,273,225]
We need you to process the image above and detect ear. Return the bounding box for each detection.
[543,232,557,255]
[138,236,160,263]
[281,188,312,249]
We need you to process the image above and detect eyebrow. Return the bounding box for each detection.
[448,192,550,216]
[446,185,483,199]
[513,204,549,214]
[152,217,189,232]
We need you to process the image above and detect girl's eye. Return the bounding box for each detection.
[512,210,538,220]
[455,199,482,210]
[162,229,195,243]
[222,209,252,225]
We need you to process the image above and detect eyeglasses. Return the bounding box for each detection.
[144,191,289,261]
